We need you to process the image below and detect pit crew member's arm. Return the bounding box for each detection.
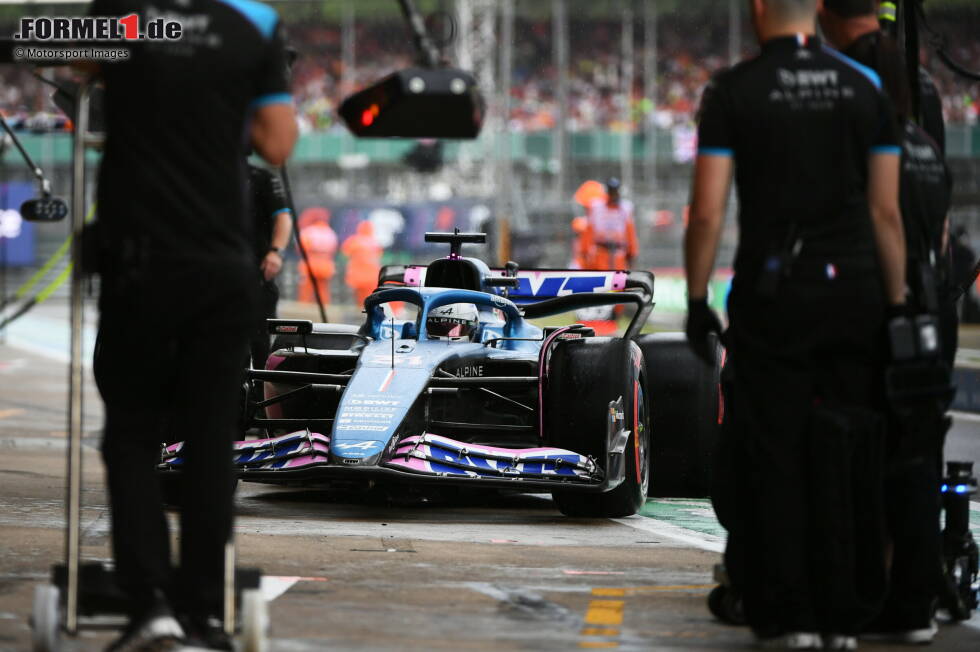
[260,171,293,280]
[686,155,732,299]
[685,75,733,300]
[250,20,297,166]
[868,93,906,306]
[868,152,906,305]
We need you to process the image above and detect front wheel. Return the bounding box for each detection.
[544,337,649,517]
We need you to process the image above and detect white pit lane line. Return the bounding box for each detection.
[611,515,725,553]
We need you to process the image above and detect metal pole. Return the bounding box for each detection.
[0,178,6,345]
[341,1,356,196]
[621,2,634,197]
[280,166,328,323]
[552,0,568,203]
[498,0,514,265]
[341,3,355,96]
[65,80,90,635]
[396,0,441,67]
[728,0,742,66]
[644,0,658,207]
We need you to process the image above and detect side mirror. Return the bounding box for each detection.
[339,67,485,139]
[20,197,68,222]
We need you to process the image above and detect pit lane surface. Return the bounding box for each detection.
[1,302,979,650]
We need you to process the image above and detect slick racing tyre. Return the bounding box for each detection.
[634,332,722,498]
[545,337,649,518]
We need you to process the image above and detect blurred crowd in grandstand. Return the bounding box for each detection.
[0,12,977,133]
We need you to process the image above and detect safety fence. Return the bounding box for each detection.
[4,126,980,168]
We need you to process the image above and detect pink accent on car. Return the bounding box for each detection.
[239,451,331,471]
[265,354,286,371]
[394,433,583,459]
[263,354,287,419]
[403,266,424,287]
[611,271,628,291]
[537,326,574,439]
[387,456,431,473]
[386,433,595,480]
[232,431,330,451]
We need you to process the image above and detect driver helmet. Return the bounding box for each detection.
[426,303,479,341]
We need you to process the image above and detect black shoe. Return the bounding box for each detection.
[862,603,938,645]
[105,594,184,652]
[180,615,233,651]
[861,620,937,645]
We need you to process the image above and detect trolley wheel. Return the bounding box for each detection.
[707,584,746,626]
[943,555,975,621]
[240,588,268,652]
[30,584,60,652]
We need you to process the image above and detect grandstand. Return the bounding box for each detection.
[0,0,977,304]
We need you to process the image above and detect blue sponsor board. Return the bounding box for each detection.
[294,198,490,255]
[0,182,37,266]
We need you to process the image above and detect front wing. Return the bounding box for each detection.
[159,430,609,492]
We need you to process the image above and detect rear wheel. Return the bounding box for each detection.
[634,332,722,497]
[545,337,649,517]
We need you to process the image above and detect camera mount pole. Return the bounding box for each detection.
[64,80,92,636]
[278,165,328,323]
[397,0,441,68]
[0,112,53,198]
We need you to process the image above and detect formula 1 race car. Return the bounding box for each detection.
[161,231,721,516]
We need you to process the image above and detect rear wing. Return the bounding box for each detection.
[379,265,654,306]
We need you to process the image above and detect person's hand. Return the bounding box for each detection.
[685,297,723,365]
[261,250,283,281]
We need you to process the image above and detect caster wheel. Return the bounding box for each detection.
[240,588,268,652]
[944,555,975,621]
[708,584,746,626]
[31,584,60,652]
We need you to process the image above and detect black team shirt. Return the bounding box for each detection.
[90,0,291,266]
[841,31,946,155]
[696,35,901,277]
[248,164,290,264]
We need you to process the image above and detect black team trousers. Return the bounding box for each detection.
[95,258,258,620]
[714,268,888,637]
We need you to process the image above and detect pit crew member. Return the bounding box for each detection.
[821,2,954,642]
[684,0,904,647]
[85,0,297,648]
[248,162,293,369]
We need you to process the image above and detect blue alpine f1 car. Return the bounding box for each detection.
[161,231,721,516]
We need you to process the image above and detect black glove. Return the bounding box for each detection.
[686,298,723,365]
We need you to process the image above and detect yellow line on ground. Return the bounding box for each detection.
[584,599,624,626]
[580,628,620,636]
[0,408,25,419]
[578,643,618,649]
[592,584,715,597]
